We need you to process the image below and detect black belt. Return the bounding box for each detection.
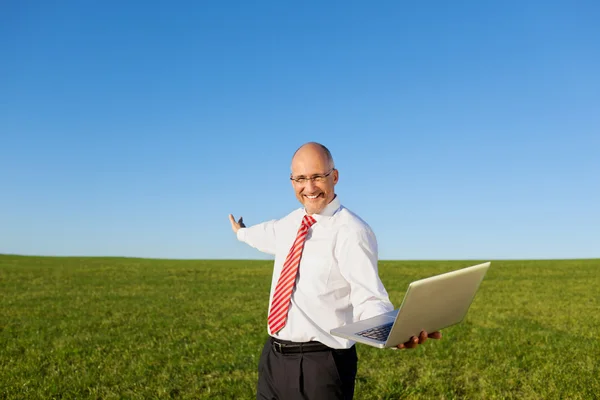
[271,338,332,354]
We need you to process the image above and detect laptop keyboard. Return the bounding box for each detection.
[357,322,393,342]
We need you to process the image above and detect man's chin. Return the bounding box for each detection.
[304,203,324,215]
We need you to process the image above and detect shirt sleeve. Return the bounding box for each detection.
[236,220,277,255]
[336,226,394,321]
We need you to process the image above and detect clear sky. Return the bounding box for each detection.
[1,1,598,260]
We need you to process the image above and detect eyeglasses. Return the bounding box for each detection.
[290,169,335,184]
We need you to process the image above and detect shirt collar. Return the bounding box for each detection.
[305,195,341,223]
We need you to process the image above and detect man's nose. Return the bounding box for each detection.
[304,179,317,192]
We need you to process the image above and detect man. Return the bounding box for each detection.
[229,142,440,400]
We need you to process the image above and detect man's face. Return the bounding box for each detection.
[290,148,339,215]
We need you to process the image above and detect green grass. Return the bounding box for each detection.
[1,255,599,399]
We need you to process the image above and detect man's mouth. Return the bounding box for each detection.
[305,194,321,200]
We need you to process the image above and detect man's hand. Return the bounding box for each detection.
[397,330,442,350]
[228,214,246,234]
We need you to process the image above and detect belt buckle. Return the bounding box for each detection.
[273,341,284,353]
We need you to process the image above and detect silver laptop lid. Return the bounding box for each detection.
[384,261,491,347]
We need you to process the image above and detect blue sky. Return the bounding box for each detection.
[1,1,598,260]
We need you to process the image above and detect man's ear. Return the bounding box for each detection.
[333,169,339,184]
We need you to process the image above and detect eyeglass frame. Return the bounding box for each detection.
[290,168,336,184]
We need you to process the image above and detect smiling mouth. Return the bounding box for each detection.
[305,194,322,200]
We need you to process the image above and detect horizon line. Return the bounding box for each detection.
[1,253,598,262]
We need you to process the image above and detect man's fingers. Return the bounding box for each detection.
[407,336,419,348]
[398,336,419,349]
[428,331,442,340]
[229,214,244,226]
[396,332,441,350]
[229,214,245,233]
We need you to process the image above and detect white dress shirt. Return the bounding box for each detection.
[237,196,394,349]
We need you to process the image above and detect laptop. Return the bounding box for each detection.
[330,262,491,348]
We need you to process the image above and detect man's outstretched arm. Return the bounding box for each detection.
[228,214,277,255]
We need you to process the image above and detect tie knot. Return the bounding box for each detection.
[302,215,316,228]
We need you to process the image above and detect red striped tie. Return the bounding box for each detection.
[268,215,316,334]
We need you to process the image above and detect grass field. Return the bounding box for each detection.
[1,255,599,399]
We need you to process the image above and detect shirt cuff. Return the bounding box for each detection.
[236,228,246,242]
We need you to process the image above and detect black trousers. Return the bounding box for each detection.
[257,337,358,400]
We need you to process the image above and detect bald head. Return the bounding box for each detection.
[291,142,335,171]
